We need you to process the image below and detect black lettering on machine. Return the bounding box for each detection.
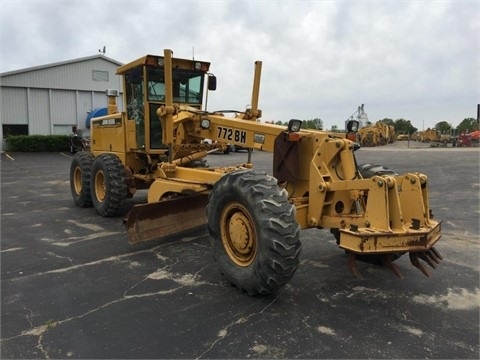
[217,126,247,144]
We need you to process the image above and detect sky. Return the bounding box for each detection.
[1,0,478,130]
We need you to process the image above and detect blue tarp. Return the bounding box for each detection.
[85,108,107,128]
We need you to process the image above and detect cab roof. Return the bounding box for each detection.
[116,54,211,75]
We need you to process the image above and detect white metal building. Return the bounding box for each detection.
[0,54,124,149]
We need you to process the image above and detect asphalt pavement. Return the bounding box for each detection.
[1,142,479,359]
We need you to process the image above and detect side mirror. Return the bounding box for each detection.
[208,75,217,91]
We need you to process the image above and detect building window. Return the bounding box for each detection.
[92,70,109,81]
[53,125,73,135]
[2,124,28,137]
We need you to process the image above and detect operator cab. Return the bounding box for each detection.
[117,54,214,152]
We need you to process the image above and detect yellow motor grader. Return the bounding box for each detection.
[419,128,441,142]
[70,49,442,295]
[358,121,393,147]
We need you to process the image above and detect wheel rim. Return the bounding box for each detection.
[220,202,257,267]
[94,170,106,202]
[73,166,83,195]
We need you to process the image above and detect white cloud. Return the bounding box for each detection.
[1,0,478,130]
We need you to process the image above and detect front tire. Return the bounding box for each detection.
[90,153,128,217]
[207,170,301,295]
[357,163,397,178]
[70,152,94,207]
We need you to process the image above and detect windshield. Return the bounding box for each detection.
[147,68,204,104]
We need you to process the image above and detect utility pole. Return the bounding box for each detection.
[477,104,479,130]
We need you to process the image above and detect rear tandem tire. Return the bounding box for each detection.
[70,152,94,207]
[206,170,301,295]
[90,153,128,217]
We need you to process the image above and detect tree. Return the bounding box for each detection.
[303,118,323,130]
[456,118,478,134]
[379,118,395,127]
[394,118,417,134]
[435,121,452,134]
[330,125,339,132]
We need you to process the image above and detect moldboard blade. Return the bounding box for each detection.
[124,194,209,244]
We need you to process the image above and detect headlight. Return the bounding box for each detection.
[288,119,302,132]
[201,118,211,129]
[346,120,359,132]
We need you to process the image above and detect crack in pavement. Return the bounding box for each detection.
[49,231,123,247]
[195,297,278,359]
[5,245,169,281]
[2,263,215,358]
[0,247,24,253]
[36,334,49,359]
